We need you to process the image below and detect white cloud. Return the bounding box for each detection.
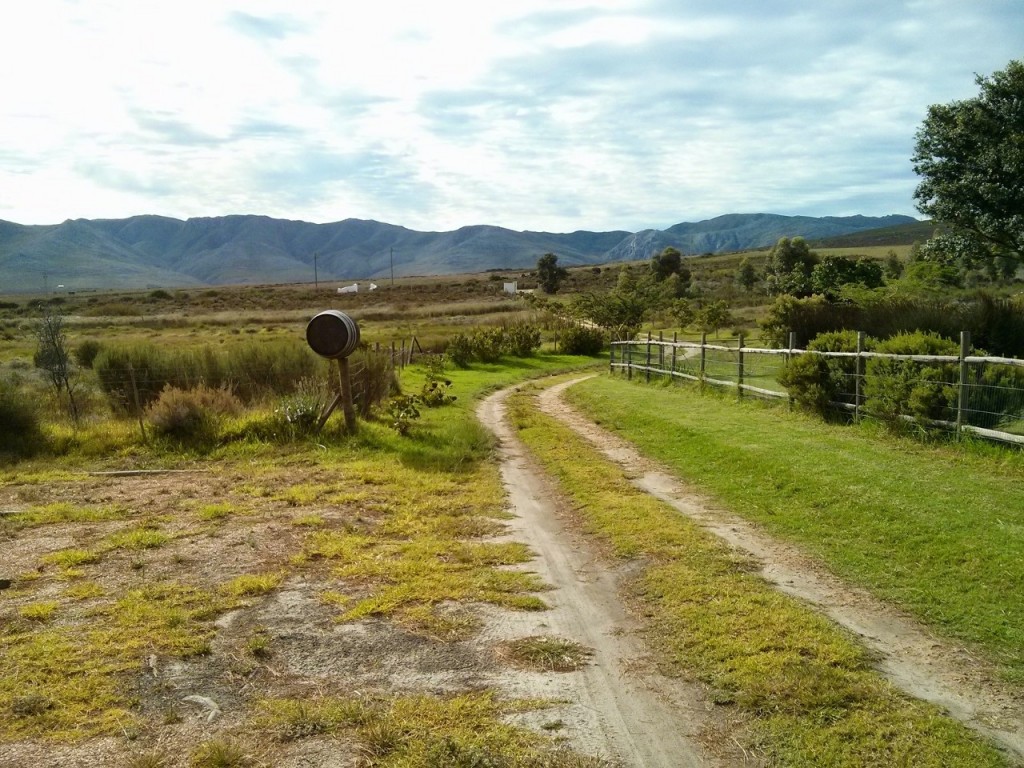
[0,0,1021,231]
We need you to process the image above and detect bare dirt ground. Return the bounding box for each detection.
[537,376,1024,764]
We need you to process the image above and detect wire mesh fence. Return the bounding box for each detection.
[611,332,1024,446]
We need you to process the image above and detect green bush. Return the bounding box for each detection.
[778,354,835,415]
[0,377,46,458]
[471,327,505,363]
[222,341,324,402]
[146,385,241,448]
[502,322,542,357]
[74,339,103,369]
[272,378,329,439]
[559,325,605,356]
[349,348,399,418]
[94,344,178,412]
[864,331,959,427]
[445,334,474,369]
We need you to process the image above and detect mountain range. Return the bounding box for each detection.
[0,212,918,293]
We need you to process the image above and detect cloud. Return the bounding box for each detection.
[0,1,1021,231]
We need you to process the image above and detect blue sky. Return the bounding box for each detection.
[1,1,1021,233]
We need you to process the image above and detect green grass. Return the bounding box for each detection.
[565,375,1024,683]
[255,692,604,767]
[508,382,1005,766]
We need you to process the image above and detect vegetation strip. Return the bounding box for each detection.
[564,375,1024,684]
[507,381,1006,766]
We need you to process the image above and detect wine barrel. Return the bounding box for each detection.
[306,310,360,359]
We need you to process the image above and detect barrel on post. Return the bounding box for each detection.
[306,310,360,360]
[306,310,360,432]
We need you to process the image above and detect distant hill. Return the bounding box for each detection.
[0,213,919,293]
[813,219,938,249]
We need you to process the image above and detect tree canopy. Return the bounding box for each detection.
[912,59,1024,264]
[536,253,568,294]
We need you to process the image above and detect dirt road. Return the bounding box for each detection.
[477,388,743,768]
[532,376,1024,764]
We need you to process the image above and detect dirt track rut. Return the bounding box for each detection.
[477,388,740,768]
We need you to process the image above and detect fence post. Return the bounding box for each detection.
[645,332,652,383]
[609,341,615,374]
[627,339,633,381]
[127,362,147,444]
[672,331,677,377]
[855,331,865,422]
[737,334,745,398]
[957,331,970,439]
[699,332,707,382]
[658,331,664,374]
[786,332,797,410]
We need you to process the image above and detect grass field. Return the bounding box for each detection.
[508,378,1006,766]
[563,374,1024,684]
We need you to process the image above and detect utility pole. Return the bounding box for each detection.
[314,252,319,289]
[389,247,395,288]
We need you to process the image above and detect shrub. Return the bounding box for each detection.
[273,377,330,438]
[223,341,324,402]
[559,325,605,356]
[349,349,399,418]
[0,377,46,458]
[471,327,505,363]
[147,385,241,448]
[778,354,835,415]
[420,355,456,407]
[445,333,474,369]
[864,331,959,427]
[74,339,103,369]
[503,322,542,357]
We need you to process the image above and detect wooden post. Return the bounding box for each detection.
[671,331,677,376]
[855,331,865,422]
[127,362,146,444]
[787,331,797,410]
[957,331,970,439]
[645,331,652,383]
[627,339,633,381]
[699,332,707,380]
[338,357,357,433]
[737,334,745,397]
[658,331,664,373]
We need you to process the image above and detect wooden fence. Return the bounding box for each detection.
[610,331,1024,447]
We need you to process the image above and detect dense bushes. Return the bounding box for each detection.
[761,293,1024,357]
[146,384,242,448]
[0,377,46,458]
[445,323,543,368]
[94,341,326,412]
[558,324,605,356]
[864,332,960,426]
[779,331,872,416]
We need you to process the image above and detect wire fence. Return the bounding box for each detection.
[611,332,1024,446]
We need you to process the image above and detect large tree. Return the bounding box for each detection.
[536,252,568,294]
[912,59,1024,264]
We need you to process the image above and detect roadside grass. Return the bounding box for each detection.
[255,692,606,767]
[507,383,1006,766]
[564,375,1024,683]
[498,636,593,672]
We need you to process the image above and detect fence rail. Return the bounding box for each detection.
[610,332,1024,447]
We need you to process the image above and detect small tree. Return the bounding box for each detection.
[536,253,568,294]
[34,310,79,423]
[695,300,733,339]
[736,257,758,292]
[650,247,689,282]
[764,237,818,296]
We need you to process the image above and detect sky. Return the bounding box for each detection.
[1,1,1021,234]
